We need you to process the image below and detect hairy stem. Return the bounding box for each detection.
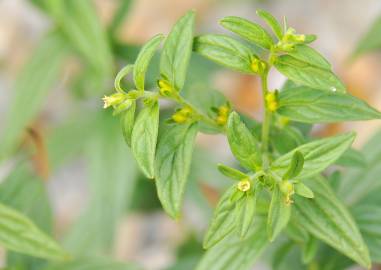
[260,71,271,169]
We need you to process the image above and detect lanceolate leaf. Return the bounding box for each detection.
[277,87,381,123]
[134,34,164,91]
[0,203,67,260]
[293,177,371,268]
[194,34,255,74]
[256,9,283,40]
[220,16,274,49]
[198,221,268,270]
[155,123,199,219]
[287,44,331,70]
[121,100,136,146]
[283,151,304,180]
[267,184,291,241]
[352,205,381,262]
[335,148,367,168]
[0,32,68,160]
[131,100,159,178]
[295,183,314,198]
[227,112,262,170]
[274,55,346,92]
[272,133,355,179]
[203,186,237,249]
[160,11,195,91]
[236,194,257,238]
[217,164,248,181]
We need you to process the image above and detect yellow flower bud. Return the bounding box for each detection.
[102,93,126,109]
[216,115,227,126]
[251,58,260,73]
[268,101,278,112]
[180,106,193,116]
[237,179,251,192]
[218,105,230,116]
[265,93,276,102]
[158,79,174,96]
[280,181,294,205]
[172,113,187,123]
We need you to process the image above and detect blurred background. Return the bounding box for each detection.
[1,0,381,269]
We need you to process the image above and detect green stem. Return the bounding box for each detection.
[170,92,223,130]
[260,71,271,169]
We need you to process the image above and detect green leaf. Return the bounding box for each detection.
[217,164,248,181]
[227,112,261,170]
[0,203,67,260]
[155,122,198,219]
[256,9,283,40]
[353,14,381,56]
[271,126,305,154]
[293,177,371,268]
[220,16,274,49]
[131,100,159,178]
[121,100,136,146]
[203,187,237,249]
[236,194,256,238]
[283,151,304,180]
[160,11,195,91]
[0,164,53,269]
[274,55,346,92]
[287,44,331,69]
[277,86,381,123]
[295,183,314,198]
[272,133,355,179]
[64,113,138,255]
[193,34,255,74]
[45,0,112,82]
[43,257,141,270]
[302,236,318,263]
[197,221,268,270]
[0,32,68,160]
[134,34,164,91]
[352,205,381,262]
[335,148,366,168]
[267,184,291,241]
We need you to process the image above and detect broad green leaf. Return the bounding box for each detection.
[160,11,195,91]
[338,129,381,204]
[43,257,141,270]
[121,100,136,146]
[220,16,274,49]
[134,34,164,90]
[283,151,304,180]
[288,44,331,69]
[227,112,261,170]
[0,32,68,160]
[0,203,67,260]
[335,148,366,168]
[236,194,256,238]
[256,9,283,40]
[293,177,371,268]
[194,34,255,74]
[271,133,355,179]
[131,100,159,178]
[267,184,291,241]
[203,186,237,249]
[155,122,198,219]
[353,14,381,56]
[64,113,138,255]
[295,183,314,198]
[277,86,381,123]
[274,55,346,92]
[352,205,381,262]
[217,164,248,181]
[271,126,305,154]
[197,221,268,270]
